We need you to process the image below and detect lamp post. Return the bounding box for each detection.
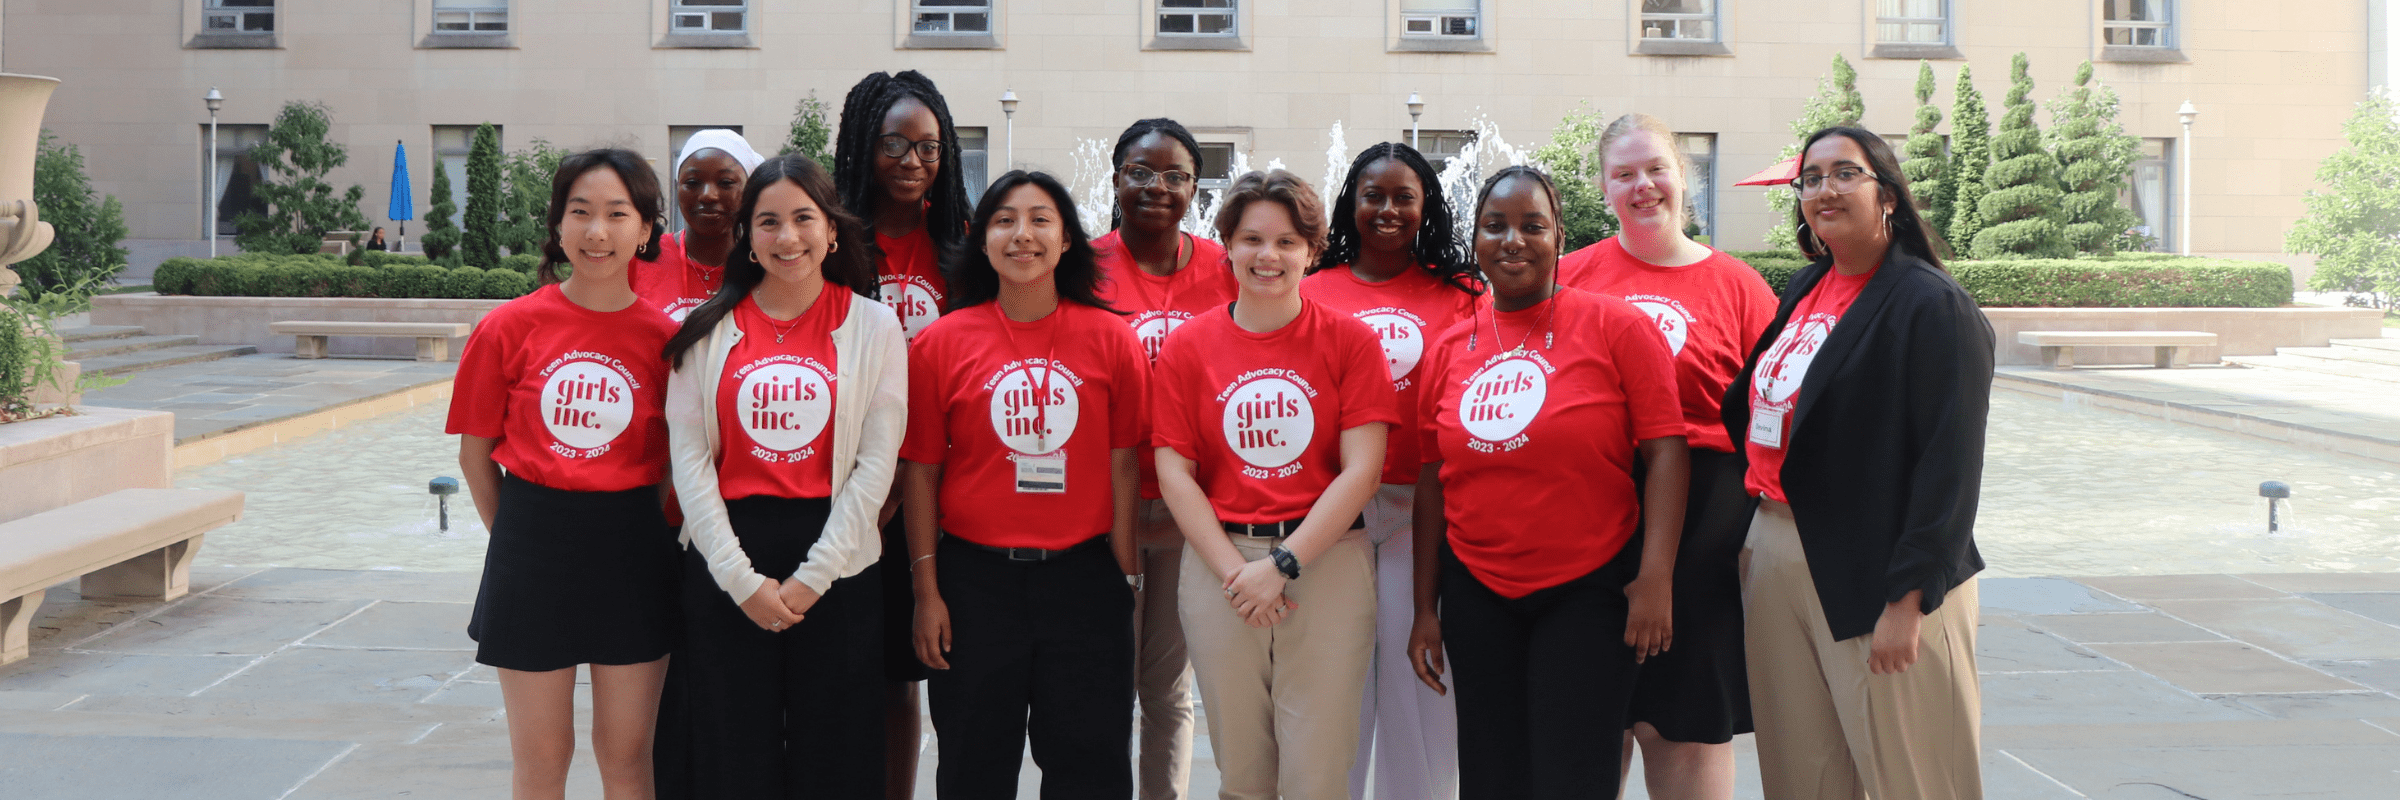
[2177,100,2196,256]
[1407,91,1425,151]
[205,87,222,257]
[1000,89,1019,168]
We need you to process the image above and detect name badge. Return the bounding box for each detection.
[1015,451,1067,494]
[1748,408,1787,449]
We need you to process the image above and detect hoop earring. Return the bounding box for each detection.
[828,241,838,253]
[1805,225,1824,255]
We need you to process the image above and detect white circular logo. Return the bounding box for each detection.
[1459,357,1548,443]
[988,365,1081,454]
[540,360,634,450]
[662,297,705,323]
[1630,300,1690,356]
[1755,315,1836,405]
[736,362,833,452]
[1358,312,1426,381]
[880,276,942,339]
[1219,376,1314,468]
[1133,313,1186,363]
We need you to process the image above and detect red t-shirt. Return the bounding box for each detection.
[631,232,725,323]
[1419,288,1682,598]
[1301,265,1476,485]
[1558,238,1778,453]
[713,289,850,500]
[875,228,948,341]
[1150,300,1400,525]
[1744,267,1878,503]
[1092,230,1238,498]
[446,283,677,492]
[900,301,1147,549]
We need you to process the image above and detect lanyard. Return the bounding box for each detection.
[994,303,1063,452]
[1129,233,1189,322]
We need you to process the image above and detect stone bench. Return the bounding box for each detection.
[270,320,474,362]
[0,488,245,664]
[2017,330,2219,369]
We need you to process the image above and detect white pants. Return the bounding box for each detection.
[1348,483,1459,800]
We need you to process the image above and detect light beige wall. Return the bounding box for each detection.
[0,0,2370,258]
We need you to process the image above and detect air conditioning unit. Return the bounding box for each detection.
[1403,14,1477,37]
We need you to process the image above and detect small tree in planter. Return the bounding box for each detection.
[1972,52,2071,259]
[786,91,835,165]
[1769,54,1865,250]
[1947,65,1993,252]
[462,123,504,268]
[235,101,370,255]
[422,163,461,263]
[1901,62,1953,247]
[2047,61,2143,255]
[15,131,129,300]
[2289,89,2400,309]
[501,138,567,256]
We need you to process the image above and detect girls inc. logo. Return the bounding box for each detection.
[1216,369,1317,476]
[662,297,706,323]
[1459,355,1550,452]
[879,275,943,339]
[1754,313,1837,409]
[1624,294,1694,356]
[1132,310,1195,362]
[985,359,1083,454]
[736,357,834,461]
[539,353,640,457]
[1353,307,1427,387]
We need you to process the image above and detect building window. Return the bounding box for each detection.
[2103,0,2172,48]
[433,0,509,34]
[1401,0,1478,38]
[433,125,498,225]
[1677,133,1716,243]
[956,127,991,200]
[1194,142,1238,191]
[666,126,743,232]
[2122,137,2174,251]
[1877,0,1947,44]
[1413,130,1477,170]
[912,1,989,34]
[671,0,747,33]
[201,124,269,236]
[204,0,275,32]
[1640,0,1716,42]
[1159,0,1236,36]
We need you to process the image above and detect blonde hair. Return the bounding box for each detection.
[1595,113,1694,228]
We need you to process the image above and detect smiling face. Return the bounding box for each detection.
[749,178,833,291]
[1798,134,1895,255]
[1601,131,1685,234]
[1353,157,1425,259]
[874,98,942,209]
[1474,175,1560,307]
[557,166,653,280]
[677,149,746,240]
[1116,132,1198,235]
[1226,200,1312,300]
[983,183,1066,291]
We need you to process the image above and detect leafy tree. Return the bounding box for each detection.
[462,123,503,267]
[13,131,129,299]
[233,101,369,255]
[786,91,835,165]
[1900,62,1954,247]
[1972,52,2071,259]
[1769,54,1866,249]
[1529,104,1619,252]
[1946,65,1993,253]
[501,138,568,256]
[2288,89,2400,308]
[2046,60,2143,255]
[421,161,460,262]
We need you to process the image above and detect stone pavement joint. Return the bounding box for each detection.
[75,354,457,447]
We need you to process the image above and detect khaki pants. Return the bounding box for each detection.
[1743,500,1983,800]
[1181,531,1378,800]
[1135,499,1198,800]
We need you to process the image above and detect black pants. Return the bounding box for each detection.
[1443,539,1643,800]
[671,495,887,799]
[927,534,1135,800]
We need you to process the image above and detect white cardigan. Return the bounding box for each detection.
[666,290,908,602]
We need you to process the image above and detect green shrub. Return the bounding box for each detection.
[1731,255,2291,307]
[14,131,130,299]
[0,305,27,416]
[152,257,197,295]
[378,264,451,298]
[147,254,534,299]
[497,253,540,275]
[359,250,431,269]
[479,268,532,299]
[442,267,489,299]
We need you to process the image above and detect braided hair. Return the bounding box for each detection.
[1313,142,1478,295]
[833,71,974,268]
[1108,117,1205,230]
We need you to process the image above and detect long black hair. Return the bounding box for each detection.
[538,148,665,285]
[1109,117,1205,230]
[834,71,973,266]
[942,170,1117,315]
[1314,142,1478,294]
[1791,126,1950,270]
[663,153,876,368]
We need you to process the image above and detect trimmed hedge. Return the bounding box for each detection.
[1717,252,2292,308]
[154,253,538,299]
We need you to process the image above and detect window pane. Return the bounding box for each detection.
[476,17,507,32]
[212,0,273,7]
[679,0,745,6]
[674,12,704,28]
[1162,0,1234,8]
[915,13,952,32]
[1159,15,1195,33]
[2106,0,2166,22]
[1401,0,1475,10]
[919,0,987,6]
[712,11,743,30]
[952,13,988,31]
[206,14,237,30]
[1642,0,1711,13]
[1196,143,1235,181]
[245,12,273,31]
[1442,17,1476,36]
[1405,18,1432,33]
[1196,14,1233,34]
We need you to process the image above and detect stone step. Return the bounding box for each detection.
[2223,353,2400,384]
[64,333,199,361]
[2328,337,2400,353]
[75,344,259,377]
[53,325,146,344]
[2283,344,2400,368]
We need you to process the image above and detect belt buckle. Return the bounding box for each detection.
[1005,547,1045,562]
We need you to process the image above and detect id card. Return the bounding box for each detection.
[1748,408,1787,449]
[1015,451,1067,493]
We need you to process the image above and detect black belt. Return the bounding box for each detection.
[1222,514,1365,539]
[950,533,1106,562]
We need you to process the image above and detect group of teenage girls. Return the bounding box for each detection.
[447,68,1995,800]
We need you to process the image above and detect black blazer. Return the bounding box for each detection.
[1722,249,1993,642]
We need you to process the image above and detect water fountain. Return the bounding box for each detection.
[428,476,460,533]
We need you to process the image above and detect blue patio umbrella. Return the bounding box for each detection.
[387,140,414,249]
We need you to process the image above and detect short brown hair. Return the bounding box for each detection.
[1213,169,1326,255]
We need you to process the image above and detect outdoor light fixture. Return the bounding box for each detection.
[2177,100,2196,256]
[1000,89,1018,168]
[1407,91,1425,151]
[205,87,222,258]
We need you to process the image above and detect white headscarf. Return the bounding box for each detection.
[675,129,764,175]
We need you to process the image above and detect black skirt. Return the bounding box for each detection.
[469,472,679,672]
[1625,446,1755,743]
[879,511,928,682]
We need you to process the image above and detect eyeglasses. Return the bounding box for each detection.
[1790,167,1878,199]
[1118,164,1196,191]
[876,134,943,163]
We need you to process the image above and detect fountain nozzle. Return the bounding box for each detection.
[2259,481,2292,533]
[430,477,461,531]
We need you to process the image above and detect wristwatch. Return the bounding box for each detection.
[1268,546,1301,580]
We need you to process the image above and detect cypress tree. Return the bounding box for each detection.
[1769,54,1867,250]
[1901,61,1953,247]
[422,163,459,262]
[1946,65,1992,253]
[462,122,503,267]
[1972,52,2071,259]
[2047,61,2143,254]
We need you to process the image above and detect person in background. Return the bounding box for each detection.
[366,227,389,251]
[636,129,765,322]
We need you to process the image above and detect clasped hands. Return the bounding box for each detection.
[737,576,824,632]
[1221,556,1298,628]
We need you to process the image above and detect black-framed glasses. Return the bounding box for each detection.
[876,134,943,163]
[1118,164,1196,191]
[1790,166,1877,198]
